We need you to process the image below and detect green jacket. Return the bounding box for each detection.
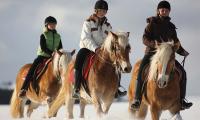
[37,29,61,57]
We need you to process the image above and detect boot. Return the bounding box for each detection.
[181,99,193,110]
[72,70,82,99]
[115,85,127,98]
[130,79,143,110]
[131,99,141,110]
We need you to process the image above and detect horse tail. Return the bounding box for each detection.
[10,87,25,118]
[48,84,66,117]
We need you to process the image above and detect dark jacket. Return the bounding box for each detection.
[143,16,187,56]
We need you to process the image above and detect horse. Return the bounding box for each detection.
[10,49,75,118]
[128,41,183,120]
[47,31,132,119]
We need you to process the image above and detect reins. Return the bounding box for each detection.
[181,56,187,68]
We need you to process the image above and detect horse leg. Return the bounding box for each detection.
[169,105,182,120]
[26,102,39,117]
[93,95,103,117]
[65,96,75,119]
[10,88,27,118]
[150,105,161,120]
[169,112,183,120]
[136,102,148,120]
[80,99,86,118]
[101,96,114,114]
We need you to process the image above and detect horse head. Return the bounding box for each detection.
[148,41,176,88]
[102,31,132,73]
[52,49,75,79]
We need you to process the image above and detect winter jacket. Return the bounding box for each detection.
[143,16,188,56]
[79,14,112,52]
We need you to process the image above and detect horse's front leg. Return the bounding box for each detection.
[65,96,75,119]
[150,105,161,120]
[80,99,86,118]
[26,101,39,117]
[93,94,103,117]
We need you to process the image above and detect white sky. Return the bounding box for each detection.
[0,0,199,96]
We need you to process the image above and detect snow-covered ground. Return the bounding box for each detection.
[1,97,199,120]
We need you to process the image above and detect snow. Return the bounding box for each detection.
[0,97,199,120]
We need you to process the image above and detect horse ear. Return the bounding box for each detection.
[71,49,76,56]
[155,41,159,48]
[109,31,118,39]
[127,32,130,37]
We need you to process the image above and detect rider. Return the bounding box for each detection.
[18,16,63,98]
[72,0,127,99]
[131,1,193,110]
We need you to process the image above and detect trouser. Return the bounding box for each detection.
[134,53,154,100]
[175,60,187,100]
[74,48,92,90]
[21,56,47,90]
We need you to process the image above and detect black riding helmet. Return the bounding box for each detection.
[94,0,108,10]
[157,0,171,11]
[44,16,57,25]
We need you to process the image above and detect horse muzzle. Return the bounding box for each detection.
[121,61,132,73]
[157,74,169,88]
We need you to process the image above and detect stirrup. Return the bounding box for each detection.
[130,99,141,110]
[72,89,80,99]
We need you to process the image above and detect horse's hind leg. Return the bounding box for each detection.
[10,88,27,118]
[26,102,39,117]
[80,99,86,118]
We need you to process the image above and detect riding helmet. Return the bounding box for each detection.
[157,0,171,11]
[44,16,57,25]
[94,0,108,10]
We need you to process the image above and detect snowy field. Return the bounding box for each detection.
[0,97,199,120]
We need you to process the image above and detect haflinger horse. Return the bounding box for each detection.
[128,41,183,120]
[47,31,132,119]
[10,49,75,118]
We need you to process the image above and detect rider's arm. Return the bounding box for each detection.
[172,31,189,56]
[80,21,98,52]
[57,40,63,50]
[143,23,155,48]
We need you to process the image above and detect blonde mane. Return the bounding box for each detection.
[102,31,129,53]
[148,42,173,80]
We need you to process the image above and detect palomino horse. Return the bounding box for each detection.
[10,49,75,118]
[128,41,183,120]
[48,31,132,119]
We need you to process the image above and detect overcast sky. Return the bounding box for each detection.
[0,0,199,96]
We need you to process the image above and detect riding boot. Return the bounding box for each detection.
[180,69,193,110]
[72,70,82,99]
[130,79,143,110]
[115,73,127,98]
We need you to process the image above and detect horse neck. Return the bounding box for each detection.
[96,49,115,66]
